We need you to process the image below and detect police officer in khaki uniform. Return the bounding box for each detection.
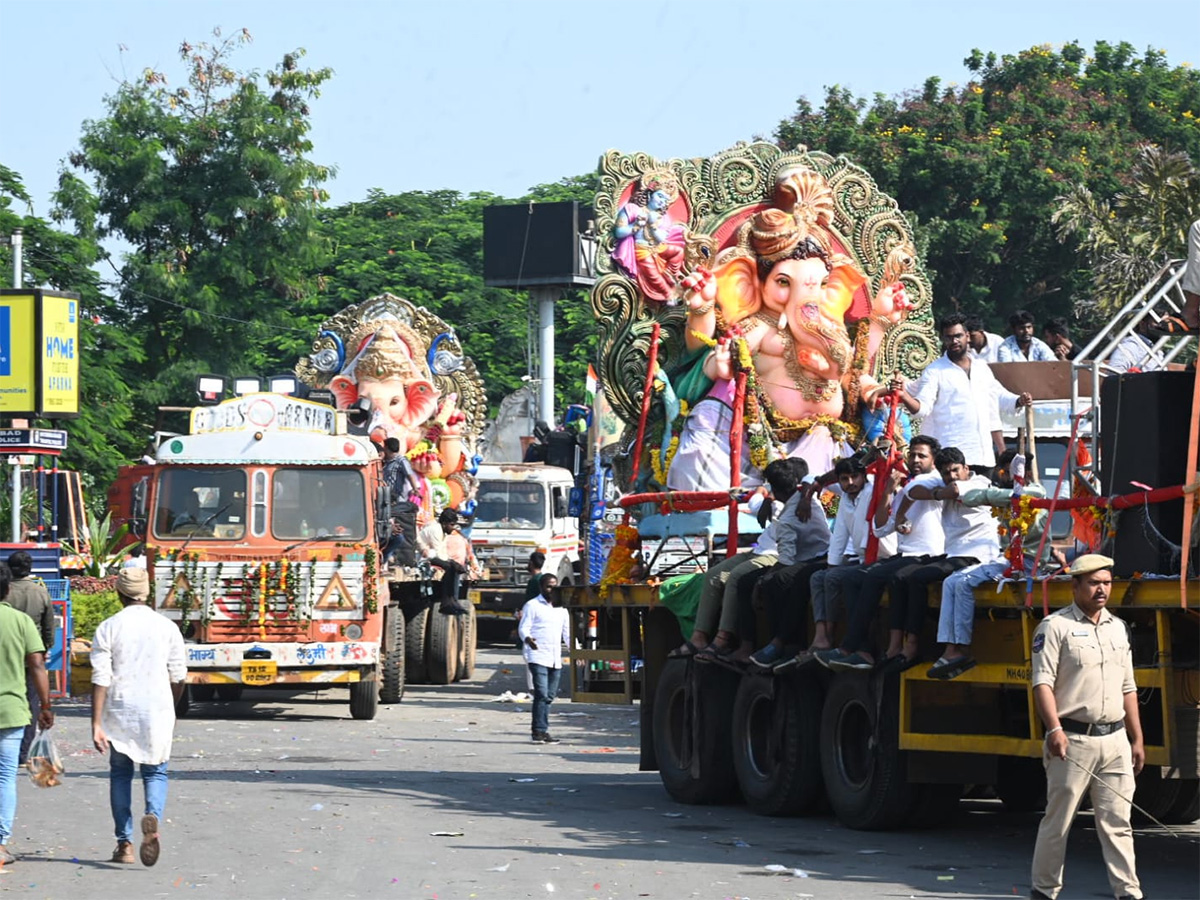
[1029,554,1144,900]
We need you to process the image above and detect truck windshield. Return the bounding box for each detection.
[272,469,367,540]
[472,481,546,530]
[153,468,247,540]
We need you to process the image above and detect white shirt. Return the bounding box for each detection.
[940,474,1002,563]
[907,355,1019,468]
[417,522,449,559]
[873,472,946,557]
[518,595,571,669]
[826,486,862,565]
[997,335,1056,362]
[750,500,784,556]
[90,604,187,765]
[835,477,896,561]
[1106,333,1166,373]
[1182,219,1200,294]
[970,331,1004,363]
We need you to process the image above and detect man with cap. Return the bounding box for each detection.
[91,568,187,867]
[1029,554,1144,900]
[0,562,55,866]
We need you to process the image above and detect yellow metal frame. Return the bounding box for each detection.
[898,580,1193,768]
[565,584,659,704]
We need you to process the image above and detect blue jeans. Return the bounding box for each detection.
[110,749,169,842]
[937,561,1007,646]
[528,664,563,735]
[0,726,22,844]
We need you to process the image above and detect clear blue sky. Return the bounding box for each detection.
[1,0,1197,218]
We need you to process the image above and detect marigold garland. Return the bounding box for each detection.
[598,523,641,601]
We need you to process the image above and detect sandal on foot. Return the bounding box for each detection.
[927,656,976,680]
[668,643,701,659]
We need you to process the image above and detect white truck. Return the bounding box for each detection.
[468,463,580,618]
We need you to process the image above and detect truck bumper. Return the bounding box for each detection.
[183,641,380,685]
[469,587,525,617]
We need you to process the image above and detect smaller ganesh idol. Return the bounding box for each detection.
[611,169,689,304]
[296,294,488,525]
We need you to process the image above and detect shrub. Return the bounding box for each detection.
[70,575,121,641]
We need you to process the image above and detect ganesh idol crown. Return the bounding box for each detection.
[591,142,939,491]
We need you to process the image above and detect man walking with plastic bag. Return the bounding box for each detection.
[91,568,186,867]
[0,562,55,866]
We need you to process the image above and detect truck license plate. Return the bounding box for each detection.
[241,660,277,685]
[468,589,482,605]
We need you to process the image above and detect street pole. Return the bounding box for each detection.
[10,228,22,541]
[535,286,556,426]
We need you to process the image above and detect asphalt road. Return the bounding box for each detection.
[3,642,1196,900]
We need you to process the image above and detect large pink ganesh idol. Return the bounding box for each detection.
[676,167,912,477]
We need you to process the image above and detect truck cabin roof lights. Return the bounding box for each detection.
[268,374,299,396]
[196,374,227,405]
[233,376,262,396]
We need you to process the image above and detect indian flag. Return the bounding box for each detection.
[585,363,599,402]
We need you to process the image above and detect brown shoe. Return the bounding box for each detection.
[139,814,160,867]
[111,840,135,864]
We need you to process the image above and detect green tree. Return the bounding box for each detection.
[315,182,598,412]
[1052,145,1200,320]
[57,29,333,411]
[0,165,140,489]
[775,42,1200,330]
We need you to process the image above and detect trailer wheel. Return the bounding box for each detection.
[456,604,477,681]
[652,658,740,805]
[191,685,216,702]
[215,685,244,702]
[819,674,917,830]
[995,756,1047,813]
[380,604,406,704]
[1164,779,1199,824]
[732,671,826,816]
[1134,768,1188,823]
[405,606,431,685]
[349,676,378,720]
[426,609,460,685]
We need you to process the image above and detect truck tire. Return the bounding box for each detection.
[405,606,431,685]
[995,756,1047,812]
[215,685,244,702]
[1164,779,1199,824]
[652,658,740,805]
[349,677,378,720]
[819,673,917,830]
[191,685,216,702]
[732,671,826,816]
[380,604,406,704]
[1134,768,1187,823]
[426,609,460,685]
[456,604,477,681]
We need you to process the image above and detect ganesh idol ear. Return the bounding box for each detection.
[713,256,760,324]
[329,375,358,408]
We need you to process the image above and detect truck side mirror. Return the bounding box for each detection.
[375,484,392,543]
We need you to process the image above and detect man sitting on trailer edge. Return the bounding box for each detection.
[817,435,944,671]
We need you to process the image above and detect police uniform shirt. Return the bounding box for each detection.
[1031,603,1136,725]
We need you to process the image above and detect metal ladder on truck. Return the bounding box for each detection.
[1070,258,1195,491]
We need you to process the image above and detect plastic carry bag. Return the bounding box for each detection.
[26,728,65,788]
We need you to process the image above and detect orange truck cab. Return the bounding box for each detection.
[108,393,400,719]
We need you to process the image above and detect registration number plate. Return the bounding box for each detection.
[241,660,277,685]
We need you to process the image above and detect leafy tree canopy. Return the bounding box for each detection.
[56,28,334,413]
[775,41,1200,330]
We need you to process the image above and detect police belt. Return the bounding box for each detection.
[1060,718,1125,736]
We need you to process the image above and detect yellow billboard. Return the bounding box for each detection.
[0,290,81,418]
[0,293,37,415]
[40,294,80,416]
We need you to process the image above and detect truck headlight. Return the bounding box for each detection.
[344,624,363,640]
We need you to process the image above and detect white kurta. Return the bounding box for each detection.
[906,355,1018,468]
[91,605,187,765]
